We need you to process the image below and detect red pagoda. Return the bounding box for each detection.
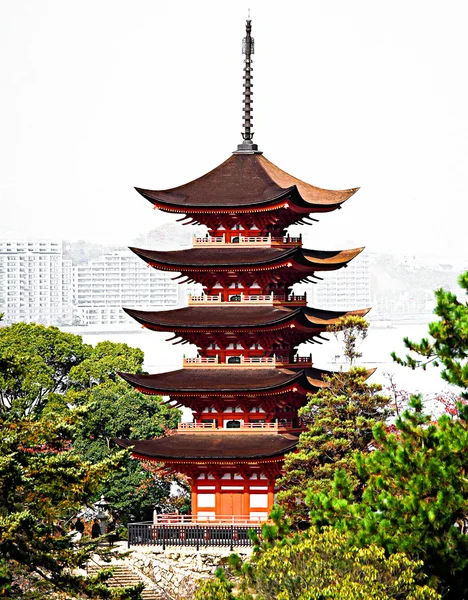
[117,19,369,524]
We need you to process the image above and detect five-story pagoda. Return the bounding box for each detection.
[117,18,369,523]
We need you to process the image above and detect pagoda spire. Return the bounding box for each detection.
[235,13,261,154]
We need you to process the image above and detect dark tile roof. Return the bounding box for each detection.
[117,367,356,397]
[130,246,295,267]
[123,306,371,330]
[124,305,299,328]
[115,432,300,459]
[129,246,364,270]
[135,154,358,211]
[118,368,302,393]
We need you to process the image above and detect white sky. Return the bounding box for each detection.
[1,0,468,261]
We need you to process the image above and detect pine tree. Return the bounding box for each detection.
[306,396,468,598]
[392,271,468,396]
[277,367,390,522]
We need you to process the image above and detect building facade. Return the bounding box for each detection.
[73,250,181,326]
[305,251,371,312]
[0,239,73,325]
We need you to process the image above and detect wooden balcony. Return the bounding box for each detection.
[182,354,312,368]
[177,420,305,433]
[128,520,263,549]
[192,234,302,247]
[152,514,267,525]
[187,292,307,305]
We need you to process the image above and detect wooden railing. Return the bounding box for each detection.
[192,234,302,247]
[153,514,267,525]
[177,421,303,432]
[183,354,312,368]
[183,355,276,367]
[128,521,262,550]
[187,293,307,305]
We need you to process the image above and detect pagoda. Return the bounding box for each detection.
[117,18,369,523]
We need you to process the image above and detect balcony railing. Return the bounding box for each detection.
[192,234,302,247]
[128,521,262,550]
[187,292,307,305]
[182,354,312,368]
[177,420,304,433]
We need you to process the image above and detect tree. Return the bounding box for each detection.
[68,341,185,522]
[72,379,184,522]
[328,315,369,366]
[0,397,143,598]
[306,397,468,599]
[0,322,90,416]
[196,528,439,600]
[303,271,468,598]
[0,324,184,524]
[392,271,468,396]
[276,367,390,523]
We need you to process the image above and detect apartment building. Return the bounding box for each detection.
[0,239,73,325]
[73,250,181,325]
[304,251,371,312]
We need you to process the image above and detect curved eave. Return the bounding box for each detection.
[300,247,365,268]
[114,433,299,460]
[129,246,363,272]
[123,306,372,332]
[304,366,377,388]
[137,186,350,215]
[118,368,303,395]
[123,306,301,330]
[136,185,300,212]
[134,154,358,214]
[117,366,363,396]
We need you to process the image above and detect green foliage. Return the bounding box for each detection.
[0,322,183,595]
[0,322,90,415]
[392,271,468,396]
[70,345,183,522]
[205,529,438,600]
[277,367,391,522]
[307,397,468,598]
[194,567,235,600]
[328,315,369,365]
[0,404,143,598]
[0,323,185,523]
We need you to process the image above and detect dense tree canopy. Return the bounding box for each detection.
[306,398,468,598]
[0,324,183,522]
[305,272,468,598]
[0,321,182,595]
[196,527,439,600]
[0,355,142,598]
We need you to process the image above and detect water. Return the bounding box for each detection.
[63,318,457,419]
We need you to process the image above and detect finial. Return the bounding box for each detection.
[234,16,261,154]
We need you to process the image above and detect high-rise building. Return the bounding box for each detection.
[0,239,73,325]
[305,251,371,312]
[116,18,369,530]
[73,250,181,326]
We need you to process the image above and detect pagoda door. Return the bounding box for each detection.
[219,491,243,517]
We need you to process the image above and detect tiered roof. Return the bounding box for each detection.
[130,246,363,271]
[118,366,349,396]
[124,306,370,344]
[136,154,358,215]
[117,432,299,460]
[116,17,369,475]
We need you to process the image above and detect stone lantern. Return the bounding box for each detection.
[94,495,111,535]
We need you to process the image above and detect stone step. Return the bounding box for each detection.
[86,563,162,599]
